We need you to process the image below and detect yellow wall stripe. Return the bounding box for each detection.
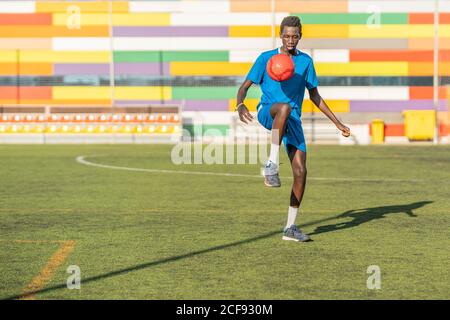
[53,87,112,100]
[19,51,111,63]
[229,99,349,113]
[302,100,350,113]
[229,99,260,112]
[114,87,172,100]
[230,26,278,37]
[0,51,16,63]
[230,25,348,38]
[36,1,128,13]
[112,13,170,26]
[53,13,170,26]
[303,25,349,38]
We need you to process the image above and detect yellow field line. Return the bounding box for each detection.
[19,240,76,300]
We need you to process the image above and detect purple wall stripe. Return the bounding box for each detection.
[114,100,229,111]
[350,100,448,112]
[113,26,229,37]
[53,64,110,75]
[183,100,229,111]
[53,62,170,76]
[53,63,169,75]
[115,62,169,75]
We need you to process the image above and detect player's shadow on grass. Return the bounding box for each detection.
[3,229,282,300]
[309,201,432,236]
[3,201,431,300]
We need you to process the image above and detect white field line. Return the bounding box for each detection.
[76,156,422,183]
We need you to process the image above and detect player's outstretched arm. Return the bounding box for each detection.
[308,87,350,137]
[236,80,254,124]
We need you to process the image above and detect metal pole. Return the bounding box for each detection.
[271,0,276,48]
[433,0,440,144]
[108,0,115,109]
[16,49,20,105]
[159,50,164,105]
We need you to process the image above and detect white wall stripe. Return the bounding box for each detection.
[171,13,287,26]
[0,1,35,13]
[183,112,234,125]
[53,38,111,51]
[313,50,349,63]
[130,1,230,13]
[348,0,450,13]
[229,50,262,63]
[316,87,409,100]
[129,1,181,13]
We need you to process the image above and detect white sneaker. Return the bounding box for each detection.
[263,161,281,187]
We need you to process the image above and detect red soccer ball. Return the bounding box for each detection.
[266,54,295,82]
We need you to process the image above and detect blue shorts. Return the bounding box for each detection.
[257,103,307,153]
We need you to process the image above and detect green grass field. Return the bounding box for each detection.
[0,144,449,300]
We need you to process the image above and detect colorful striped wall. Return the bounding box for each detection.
[1,0,450,138]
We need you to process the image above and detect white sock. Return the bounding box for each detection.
[285,206,298,229]
[268,143,280,165]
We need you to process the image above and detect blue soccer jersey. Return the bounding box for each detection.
[245,48,319,117]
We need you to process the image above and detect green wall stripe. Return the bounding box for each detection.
[163,51,229,62]
[114,51,229,62]
[183,124,229,136]
[293,13,408,25]
[173,86,261,100]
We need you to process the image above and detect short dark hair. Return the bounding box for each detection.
[280,16,302,34]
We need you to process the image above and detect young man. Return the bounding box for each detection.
[236,16,351,242]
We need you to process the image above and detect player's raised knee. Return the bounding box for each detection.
[278,103,291,116]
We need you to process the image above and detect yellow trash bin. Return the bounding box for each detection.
[403,110,436,141]
[371,119,384,144]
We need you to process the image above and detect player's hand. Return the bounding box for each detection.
[337,123,350,137]
[237,104,253,124]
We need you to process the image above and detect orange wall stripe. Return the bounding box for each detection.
[385,124,404,137]
[0,87,51,100]
[0,26,109,37]
[0,14,52,25]
[409,62,450,76]
[230,0,271,12]
[0,63,52,76]
[409,87,447,100]
[230,0,347,12]
[19,87,52,100]
[361,124,447,137]
[0,99,112,105]
[0,87,18,99]
[350,50,433,62]
[409,13,450,24]
[409,38,450,50]
[277,1,347,12]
